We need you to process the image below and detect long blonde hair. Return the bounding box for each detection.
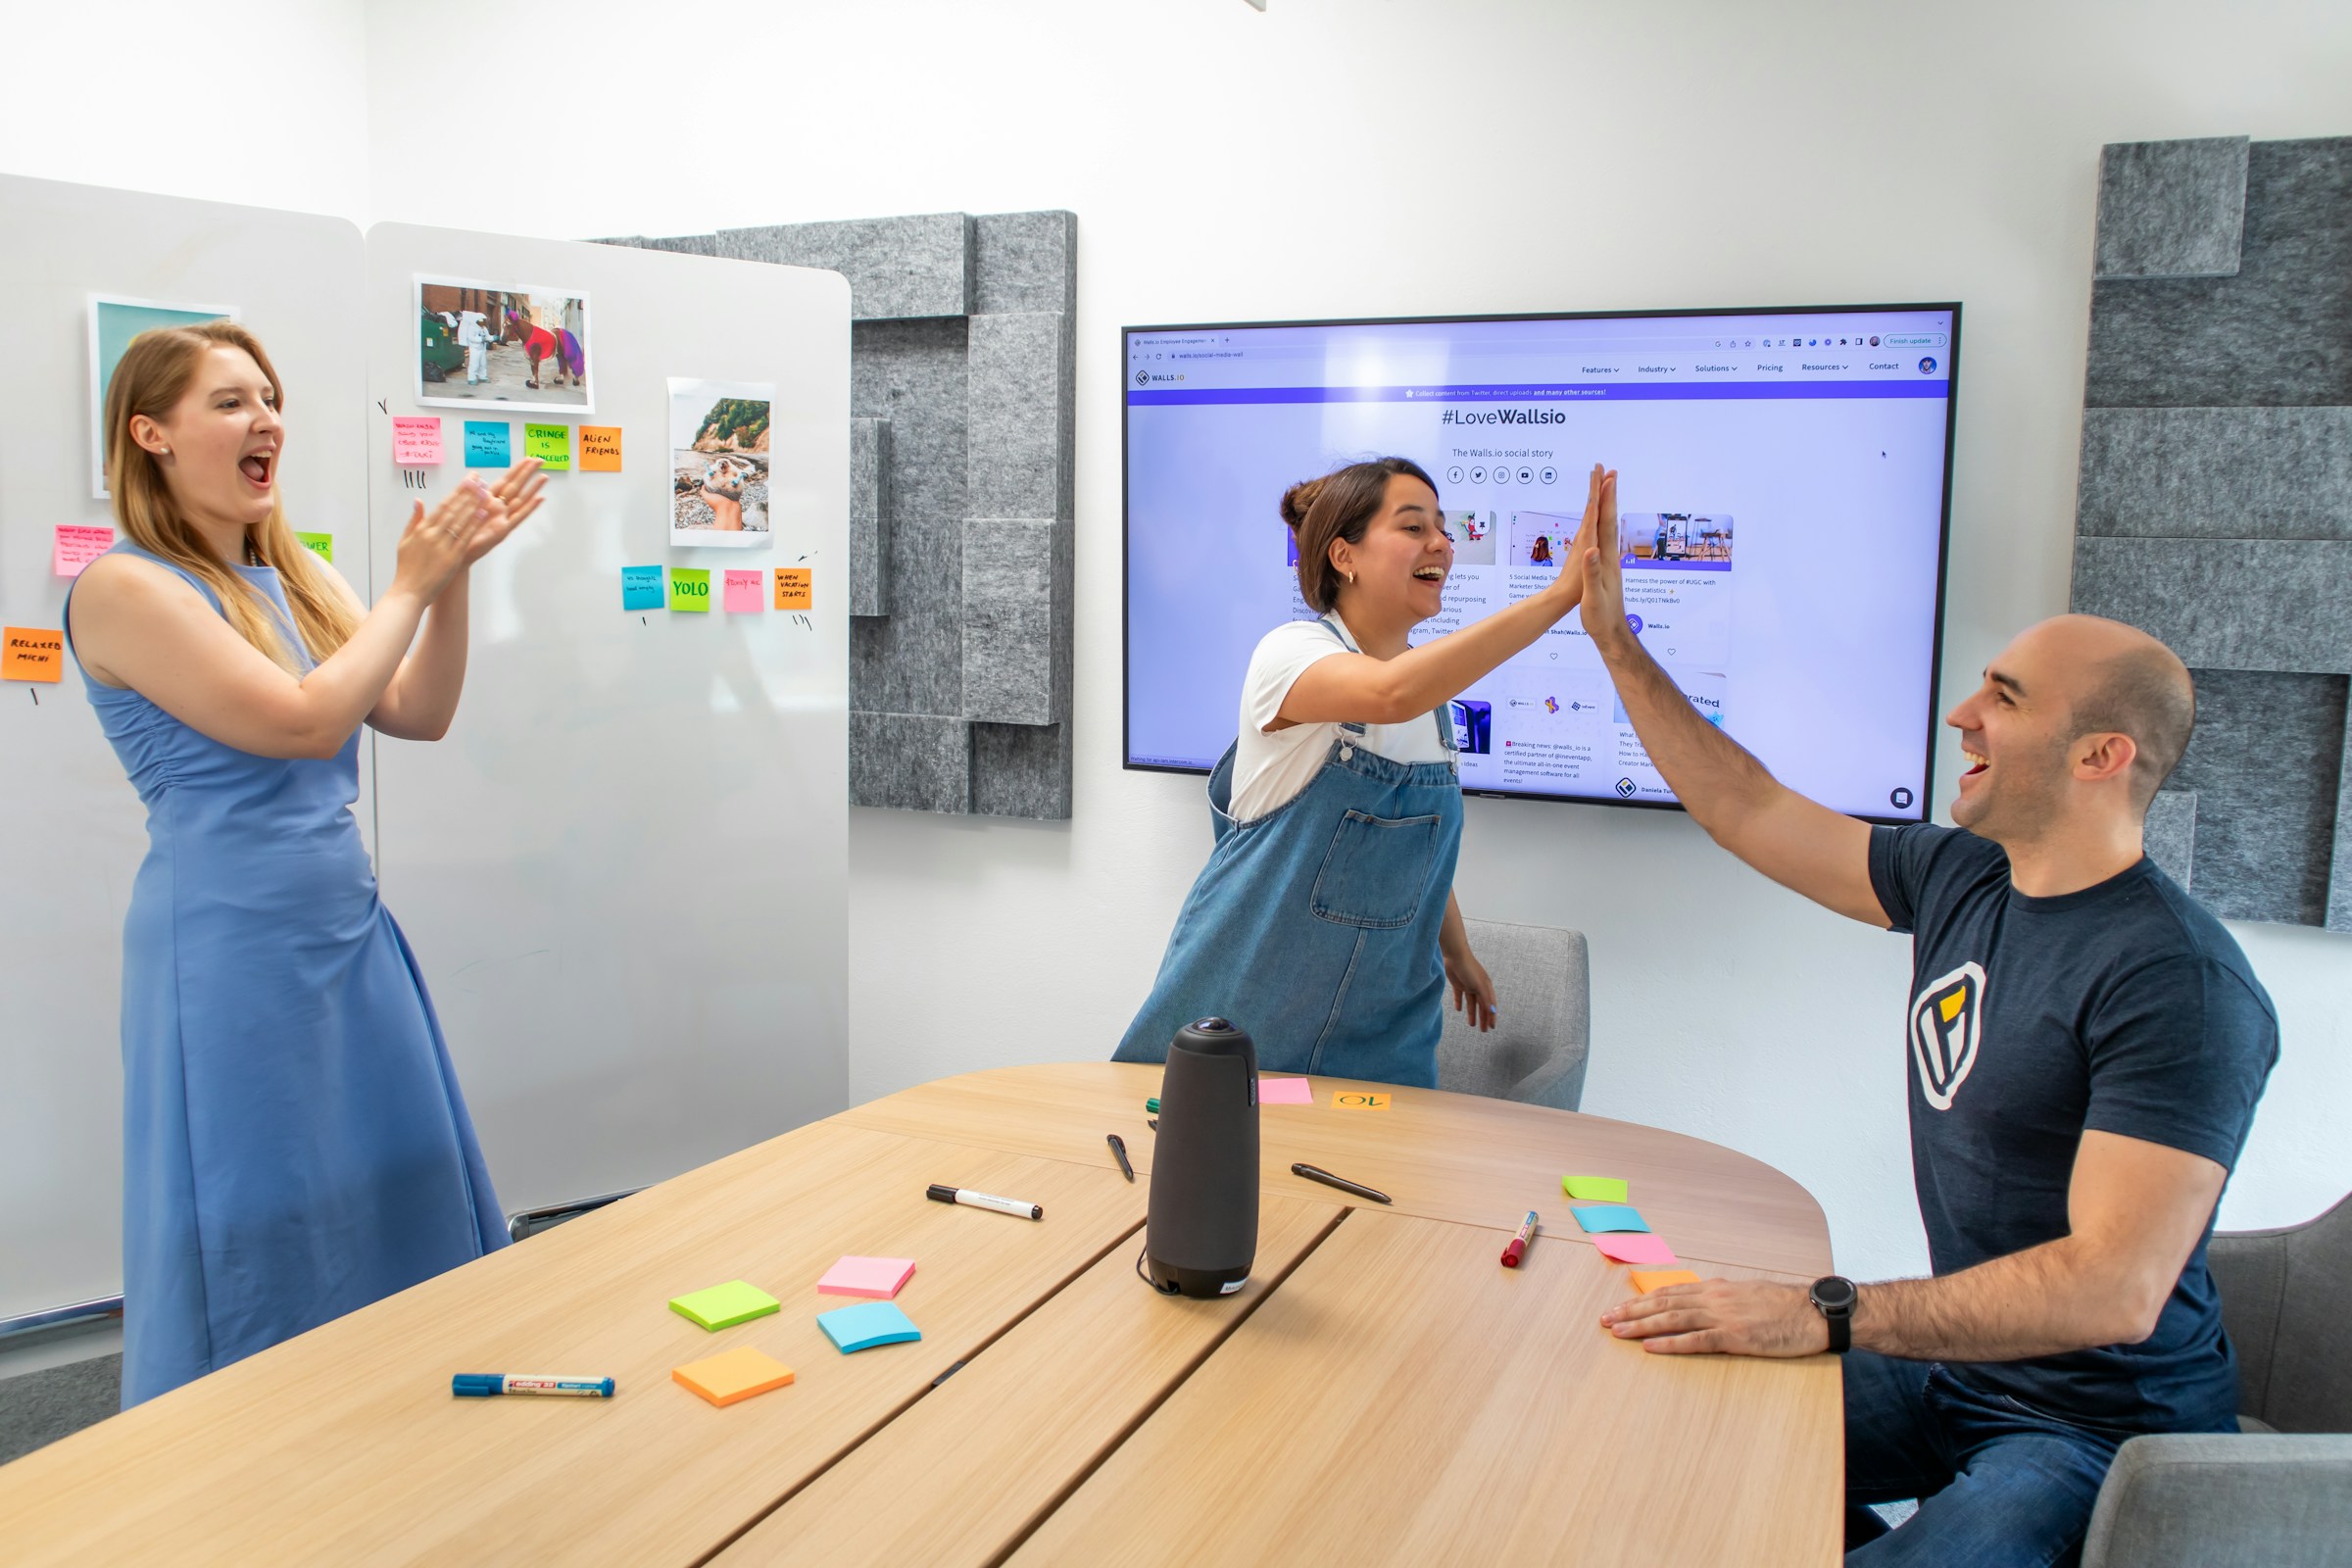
[104,320,359,671]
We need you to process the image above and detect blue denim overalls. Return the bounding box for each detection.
[1115,615,1464,1088]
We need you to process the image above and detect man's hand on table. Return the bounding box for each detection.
[1600,1278,1830,1356]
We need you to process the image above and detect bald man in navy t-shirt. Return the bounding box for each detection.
[1571,478,2277,1567]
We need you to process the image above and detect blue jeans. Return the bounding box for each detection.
[1844,1351,2124,1567]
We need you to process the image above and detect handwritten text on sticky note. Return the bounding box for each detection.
[578,426,622,471]
[1332,1091,1391,1111]
[670,567,711,612]
[464,421,510,467]
[773,567,812,612]
[53,525,114,577]
[296,532,333,563]
[4,628,65,683]
[723,569,763,612]
[621,565,663,611]
[525,423,570,468]
[392,416,443,466]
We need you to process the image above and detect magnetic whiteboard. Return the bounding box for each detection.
[365,224,851,1218]
[0,173,370,1323]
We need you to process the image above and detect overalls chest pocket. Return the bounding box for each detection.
[1309,809,1441,928]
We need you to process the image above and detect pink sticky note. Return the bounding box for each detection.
[392,416,444,466]
[53,524,115,577]
[817,1256,915,1298]
[1258,1077,1314,1105]
[723,568,764,612]
[1595,1233,1679,1266]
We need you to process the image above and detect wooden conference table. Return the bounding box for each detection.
[0,1063,1840,1565]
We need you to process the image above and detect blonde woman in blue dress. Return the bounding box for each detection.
[65,320,546,1404]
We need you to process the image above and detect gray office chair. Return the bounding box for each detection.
[2081,1192,2352,1568]
[1434,918,1589,1110]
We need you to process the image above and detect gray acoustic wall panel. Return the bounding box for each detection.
[602,210,1076,818]
[2086,137,2352,409]
[2072,135,2352,929]
[2093,137,2250,280]
[2077,407,2352,541]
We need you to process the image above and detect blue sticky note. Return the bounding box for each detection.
[621,565,663,611]
[1569,1204,1651,1235]
[464,420,511,467]
[817,1300,921,1354]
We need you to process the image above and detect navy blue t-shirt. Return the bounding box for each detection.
[1869,825,2278,1436]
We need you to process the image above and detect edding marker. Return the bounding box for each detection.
[452,1374,615,1397]
[1500,1211,1540,1268]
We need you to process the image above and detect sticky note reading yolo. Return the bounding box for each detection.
[673,1346,795,1407]
[3,628,65,683]
[668,1280,780,1331]
[392,416,443,466]
[1257,1077,1314,1105]
[723,569,764,612]
[773,567,812,612]
[1563,1176,1630,1203]
[817,1300,921,1354]
[578,426,622,471]
[670,568,711,612]
[621,565,663,611]
[525,423,570,469]
[53,524,114,577]
[816,1256,915,1299]
[296,532,333,564]
[1570,1204,1650,1235]
[1629,1269,1700,1295]
[464,421,511,467]
[1331,1091,1391,1111]
[1594,1233,1678,1266]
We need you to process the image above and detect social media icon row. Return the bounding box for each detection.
[1446,465,1559,486]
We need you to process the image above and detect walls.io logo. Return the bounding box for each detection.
[1909,960,1985,1109]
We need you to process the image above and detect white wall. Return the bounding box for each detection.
[11,0,2344,1287]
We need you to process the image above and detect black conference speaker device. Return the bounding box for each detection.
[1142,1017,1260,1298]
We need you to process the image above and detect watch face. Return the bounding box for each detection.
[1812,1276,1858,1313]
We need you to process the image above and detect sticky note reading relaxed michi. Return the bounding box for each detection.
[392,415,443,466]
[53,524,114,577]
[773,567,812,612]
[670,567,711,612]
[464,420,511,467]
[577,425,622,471]
[723,569,764,612]
[4,628,66,683]
[525,423,570,469]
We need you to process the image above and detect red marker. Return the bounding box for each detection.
[1500,1210,1540,1267]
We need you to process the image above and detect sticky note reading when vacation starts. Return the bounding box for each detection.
[524,423,570,468]
[1594,1233,1678,1266]
[578,426,622,471]
[464,420,510,467]
[1630,1269,1700,1295]
[1257,1077,1313,1105]
[723,569,764,612]
[1569,1204,1650,1235]
[1562,1176,1629,1203]
[669,567,711,612]
[773,567,812,612]
[4,628,65,683]
[1331,1091,1391,1111]
[621,565,663,611]
[391,416,443,466]
[296,532,333,564]
[53,525,114,577]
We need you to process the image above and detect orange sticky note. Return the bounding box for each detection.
[774,567,812,611]
[1629,1269,1700,1295]
[578,425,622,471]
[672,1346,795,1407]
[4,627,65,683]
[1331,1091,1391,1111]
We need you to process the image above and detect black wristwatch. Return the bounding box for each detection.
[1809,1275,1857,1353]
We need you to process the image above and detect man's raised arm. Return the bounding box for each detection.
[1578,473,1888,928]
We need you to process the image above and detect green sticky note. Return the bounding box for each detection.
[668,1280,780,1331]
[669,567,711,612]
[1562,1175,1629,1203]
[524,422,570,469]
[295,532,333,564]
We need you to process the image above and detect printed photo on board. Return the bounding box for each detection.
[87,294,238,499]
[669,378,774,548]
[414,276,592,414]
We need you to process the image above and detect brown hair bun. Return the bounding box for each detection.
[1279,476,1324,532]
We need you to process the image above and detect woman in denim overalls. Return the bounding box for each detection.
[1117,459,1612,1087]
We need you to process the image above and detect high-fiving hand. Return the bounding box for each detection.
[1575,464,1628,647]
[464,457,549,566]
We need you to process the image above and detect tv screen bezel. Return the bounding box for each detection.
[1119,300,1963,828]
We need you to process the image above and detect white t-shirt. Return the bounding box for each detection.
[1228,614,1452,823]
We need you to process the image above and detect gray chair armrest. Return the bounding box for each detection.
[1506,1049,1588,1112]
[2081,1434,2352,1568]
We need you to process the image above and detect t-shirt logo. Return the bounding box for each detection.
[1909,961,1986,1110]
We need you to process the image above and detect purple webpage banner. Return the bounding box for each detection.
[1129,379,1948,406]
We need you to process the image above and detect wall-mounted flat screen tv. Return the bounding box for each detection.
[1122,304,1960,822]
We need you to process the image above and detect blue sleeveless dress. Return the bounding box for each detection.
[67,543,507,1407]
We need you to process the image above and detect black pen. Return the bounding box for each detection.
[1106,1133,1135,1182]
[1291,1162,1392,1204]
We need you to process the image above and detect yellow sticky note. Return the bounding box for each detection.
[1562,1175,1629,1203]
[669,567,712,612]
[773,567,812,612]
[525,423,570,469]
[296,532,333,563]
[4,627,65,683]
[1331,1091,1391,1111]
[1629,1269,1700,1295]
[672,1346,795,1407]
[578,426,622,471]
